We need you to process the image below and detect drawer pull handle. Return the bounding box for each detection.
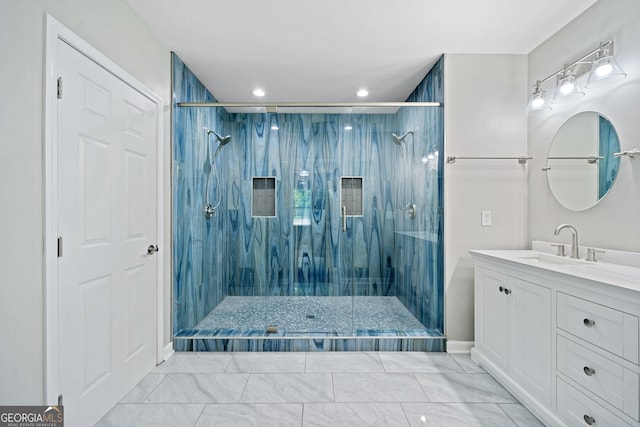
[499,286,504,293]
[583,318,596,328]
[504,288,511,295]
[583,366,596,376]
[583,414,596,425]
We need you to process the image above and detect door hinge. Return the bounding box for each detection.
[57,237,63,258]
[57,77,62,99]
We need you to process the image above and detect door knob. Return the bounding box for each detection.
[147,244,159,255]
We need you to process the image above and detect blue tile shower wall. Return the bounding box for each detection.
[172,54,227,335]
[172,53,445,342]
[396,56,445,335]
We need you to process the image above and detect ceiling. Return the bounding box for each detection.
[126,0,598,103]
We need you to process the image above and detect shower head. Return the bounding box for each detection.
[391,130,414,154]
[207,129,232,146]
[391,130,414,145]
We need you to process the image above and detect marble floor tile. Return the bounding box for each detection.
[403,402,518,427]
[145,373,249,403]
[305,352,385,373]
[415,373,517,404]
[499,403,545,427]
[240,373,334,403]
[195,403,303,427]
[379,352,465,373]
[451,354,486,374]
[119,374,167,403]
[303,402,410,427]
[95,403,204,427]
[333,372,428,402]
[225,352,306,373]
[152,352,232,373]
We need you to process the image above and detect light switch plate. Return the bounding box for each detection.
[481,210,492,227]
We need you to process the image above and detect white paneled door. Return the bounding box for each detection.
[56,39,158,427]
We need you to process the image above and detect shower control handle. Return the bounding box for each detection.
[342,206,347,232]
[147,244,159,255]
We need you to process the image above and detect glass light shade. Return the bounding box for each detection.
[526,83,551,114]
[586,55,627,88]
[552,70,585,104]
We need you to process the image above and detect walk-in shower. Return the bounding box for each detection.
[172,53,444,352]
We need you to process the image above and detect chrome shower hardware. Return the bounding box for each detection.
[204,128,232,219]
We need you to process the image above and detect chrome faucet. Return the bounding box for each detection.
[553,224,580,259]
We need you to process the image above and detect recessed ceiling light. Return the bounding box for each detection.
[344,125,353,130]
[356,89,369,97]
[271,125,279,130]
[252,88,265,97]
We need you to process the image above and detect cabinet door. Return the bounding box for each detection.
[476,266,508,370]
[508,277,552,405]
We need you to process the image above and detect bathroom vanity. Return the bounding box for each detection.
[470,242,640,427]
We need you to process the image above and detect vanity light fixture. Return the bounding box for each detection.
[552,65,585,104]
[586,42,627,88]
[526,80,551,114]
[527,41,626,115]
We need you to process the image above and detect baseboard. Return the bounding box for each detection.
[446,340,474,354]
[161,342,174,363]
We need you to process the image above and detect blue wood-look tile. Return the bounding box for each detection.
[172,53,444,351]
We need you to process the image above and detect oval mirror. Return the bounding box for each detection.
[546,112,621,211]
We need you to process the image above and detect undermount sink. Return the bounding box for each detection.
[515,253,586,266]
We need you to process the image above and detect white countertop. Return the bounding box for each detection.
[469,246,640,293]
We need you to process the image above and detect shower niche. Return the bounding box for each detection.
[171,53,445,352]
[252,177,277,217]
[341,177,363,216]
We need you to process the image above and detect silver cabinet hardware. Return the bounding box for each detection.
[583,366,596,376]
[504,288,511,295]
[585,248,605,262]
[583,318,596,328]
[499,286,504,293]
[583,414,595,425]
[551,244,566,257]
[147,244,159,255]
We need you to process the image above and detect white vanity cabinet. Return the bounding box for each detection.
[471,249,640,427]
[475,265,553,406]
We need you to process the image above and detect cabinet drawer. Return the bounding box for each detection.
[557,292,639,364]
[558,335,639,421]
[557,378,631,426]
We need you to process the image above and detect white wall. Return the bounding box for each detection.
[0,0,171,404]
[528,0,640,252]
[444,54,528,343]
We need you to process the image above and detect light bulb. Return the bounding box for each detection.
[596,62,613,77]
[252,88,265,97]
[560,82,574,94]
[531,97,545,108]
[356,89,369,97]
